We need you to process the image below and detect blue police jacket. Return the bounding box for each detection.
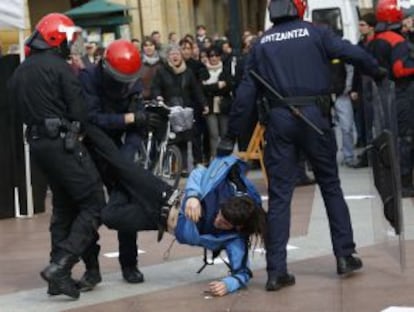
[79,63,144,155]
[228,18,381,137]
[79,64,143,128]
[174,155,262,293]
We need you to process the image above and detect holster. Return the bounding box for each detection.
[30,118,82,153]
[315,95,333,119]
[44,118,62,139]
[266,95,332,119]
[63,121,81,153]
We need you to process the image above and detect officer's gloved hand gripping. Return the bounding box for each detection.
[373,67,388,82]
[134,111,163,130]
[216,134,236,156]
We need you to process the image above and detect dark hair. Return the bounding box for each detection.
[168,31,177,40]
[206,46,221,57]
[179,38,193,48]
[183,33,195,43]
[221,40,232,48]
[360,13,377,27]
[141,36,156,50]
[220,195,266,245]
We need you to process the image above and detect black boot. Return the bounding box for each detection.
[158,188,182,242]
[47,281,61,296]
[336,255,363,275]
[122,266,144,283]
[265,273,296,291]
[76,245,102,292]
[40,254,80,299]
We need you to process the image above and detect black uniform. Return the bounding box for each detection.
[79,63,144,277]
[9,50,105,263]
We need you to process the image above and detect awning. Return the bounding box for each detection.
[75,15,131,28]
[65,0,129,18]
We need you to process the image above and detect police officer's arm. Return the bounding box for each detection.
[321,27,381,79]
[78,69,132,129]
[59,64,88,123]
[216,237,251,294]
[390,41,414,78]
[227,51,258,138]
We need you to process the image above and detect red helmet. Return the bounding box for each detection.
[293,0,307,19]
[103,39,142,83]
[26,13,81,50]
[268,0,307,23]
[376,0,403,24]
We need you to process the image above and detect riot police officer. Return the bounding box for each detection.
[217,0,386,291]
[8,13,105,299]
[369,0,414,197]
[79,39,163,284]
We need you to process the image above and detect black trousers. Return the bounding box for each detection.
[83,125,172,267]
[118,231,138,269]
[28,136,105,262]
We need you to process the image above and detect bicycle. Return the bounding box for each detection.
[136,100,184,189]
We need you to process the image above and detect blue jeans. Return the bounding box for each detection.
[334,95,355,162]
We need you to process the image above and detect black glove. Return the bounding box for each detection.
[134,111,164,129]
[373,67,388,82]
[216,135,236,156]
[147,112,164,130]
[134,110,146,124]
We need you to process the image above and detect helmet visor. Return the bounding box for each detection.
[268,0,299,22]
[58,24,82,45]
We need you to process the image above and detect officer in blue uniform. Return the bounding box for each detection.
[79,39,163,285]
[217,0,386,291]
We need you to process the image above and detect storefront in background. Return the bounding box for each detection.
[66,0,131,47]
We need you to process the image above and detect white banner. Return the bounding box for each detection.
[0,0,25,29]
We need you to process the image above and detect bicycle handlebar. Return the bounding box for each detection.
[143,100,171,119]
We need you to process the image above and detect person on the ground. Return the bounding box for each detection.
[165,155,266,296]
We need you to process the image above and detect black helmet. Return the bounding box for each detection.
[268,0,307,23]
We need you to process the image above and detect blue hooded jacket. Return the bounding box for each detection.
[175,155,262,293]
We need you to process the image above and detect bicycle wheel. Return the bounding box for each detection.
[156,145,182,188]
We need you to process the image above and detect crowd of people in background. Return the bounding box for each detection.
[59,12,411,179]
[65,25,264,174]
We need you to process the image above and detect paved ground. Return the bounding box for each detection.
[1,166,414,312]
